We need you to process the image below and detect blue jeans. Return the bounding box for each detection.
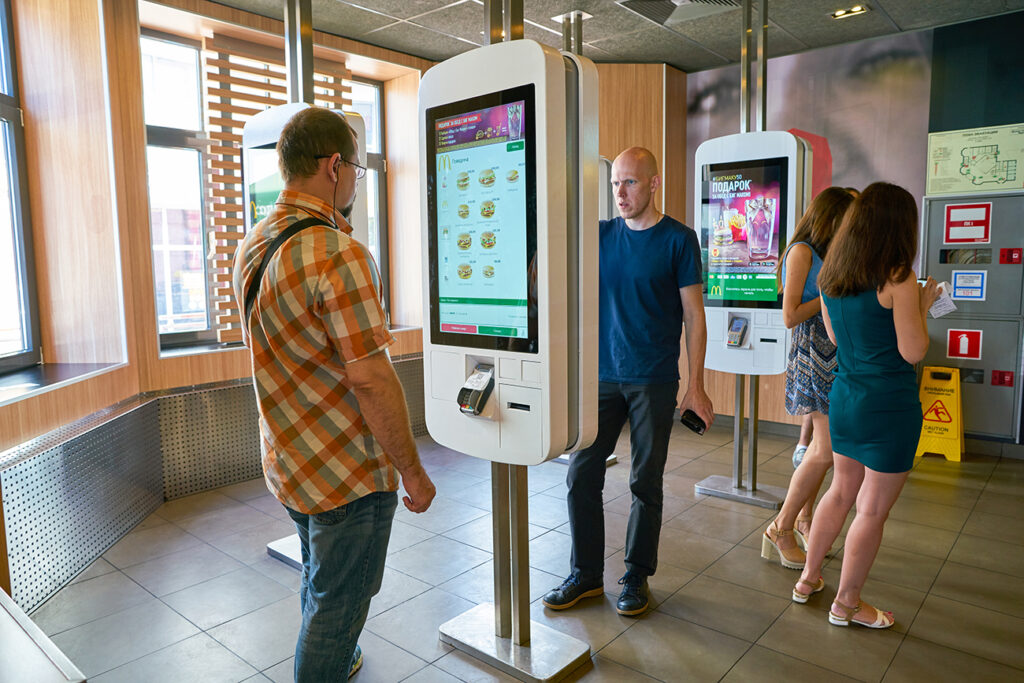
[567,381,679,582]
[285,491,397,683]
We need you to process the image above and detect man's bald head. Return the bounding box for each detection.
[613,147,659,181]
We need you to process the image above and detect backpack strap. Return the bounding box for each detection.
[244,216,333,326]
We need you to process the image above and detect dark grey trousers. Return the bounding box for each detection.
[566,380,679,583]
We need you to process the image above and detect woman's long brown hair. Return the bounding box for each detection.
[818,182,918,298]
[776,186,853,288]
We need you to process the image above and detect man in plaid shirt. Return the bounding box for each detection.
[233,107,435,681]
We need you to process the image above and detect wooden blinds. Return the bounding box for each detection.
[202,33,352,343]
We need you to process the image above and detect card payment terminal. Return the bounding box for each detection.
[726,317,749,347]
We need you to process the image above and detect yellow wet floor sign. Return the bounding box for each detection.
[916,366,964,462]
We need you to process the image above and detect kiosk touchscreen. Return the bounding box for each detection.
[241,102,369,246]
[420,39,598,466]
[695,132,811,375]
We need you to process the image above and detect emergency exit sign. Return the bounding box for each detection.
[944,203,991,244]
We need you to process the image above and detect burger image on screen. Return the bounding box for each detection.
[480,231,496,249]
[457,264,472,279]
[478,168,496,187]
[456,172,470,190]
[457,233,472,250]
[505,169,519,183]
[457,204,470,219]
[482,265,495,279]
[480,201,495,218]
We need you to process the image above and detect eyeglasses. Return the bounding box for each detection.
[316,154,366,180]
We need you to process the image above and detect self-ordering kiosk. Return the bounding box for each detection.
[420,40,598,465]
[695,131,812,375]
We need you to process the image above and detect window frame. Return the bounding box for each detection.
[0,0,41,374]
[140,30,218,349]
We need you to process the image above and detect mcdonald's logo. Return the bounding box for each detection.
[710,285,723,296]
[439,154,452,171]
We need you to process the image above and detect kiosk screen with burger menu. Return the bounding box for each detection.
[426,85,538,352]
[700,157,789,309]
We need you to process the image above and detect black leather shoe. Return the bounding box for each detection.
[616,573,649,616]
[542,574,603,610]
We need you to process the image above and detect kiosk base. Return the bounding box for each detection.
[266,534,302,569]
[694,474,785,509]
[439,604,590,683]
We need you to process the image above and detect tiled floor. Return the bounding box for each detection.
[29,422,1024,682]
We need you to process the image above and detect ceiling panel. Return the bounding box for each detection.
[764,0,900,48]
[310,0,399,38]
[410,2,487,44]
[877,0,1024,30]
[663,9,810,63]
[590,24,730,71]
[361,20,476,62]
[340,0,455,21]
[522,0,657,42]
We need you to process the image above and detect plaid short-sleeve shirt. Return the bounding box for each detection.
[232,191,398,514]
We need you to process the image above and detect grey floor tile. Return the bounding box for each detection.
[354,629,428,682]
[529,529,573,576]
[440,452,494,478]
[218,477,272,502]
[602,550,696,605]
[599,610,749,681]
[530,594,636,653]
[655,525,735,573]
[69,557,117,585]
[908,594,1024,669]
[876,518,959,560]
[240,494,294,523]
[527,493,571,529]
[699,495,778,521]
[887,495,971,532]
[947,533,1024,578]
[722,644,858,682]
[427,466,488,494]
[900,478,981,510]
[207,519,296,565]
[972,489,1024,518]
[658,574,790,641]
[122,542,245,596]
[386,535,490,585]
[442,514,548,553]
[364,588,473,662]
[242,675,273,682]
[50,599,199,678]
[394,495,489,534]
[930,561,1024,616]
[102,523,203,568]
[434,649,521,682]
[962,508,1024,545]
[174,502,277,542]
[672,457,733,481]
[162,566,293,630]
[665,502,766,544]
[208,594,301,671]
[157,490,241,522]
[883,635,1023,683]
[439,560,562,605]
[90,632,257,682]
[563,655,659,682]
[825,545,944,594]
[261,658,292,683]
[402,664,462,682]
[134,511,170,531]
[757,602,904,681]
[32,571,152,636]
[368,567,433,618]
[249,555,302,592]
[440,481,494,511]
[387,519,437,554]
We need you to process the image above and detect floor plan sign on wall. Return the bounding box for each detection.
[927,122,1024,195]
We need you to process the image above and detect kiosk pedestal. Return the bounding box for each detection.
[439,463,589,683]
[695,375,785,509]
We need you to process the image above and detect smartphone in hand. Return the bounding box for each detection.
[680,409,706,436]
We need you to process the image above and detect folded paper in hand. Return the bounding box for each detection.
[929,282,957,319]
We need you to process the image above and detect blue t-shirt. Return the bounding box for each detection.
[599,215,702,384]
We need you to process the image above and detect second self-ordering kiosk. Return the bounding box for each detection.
[695,131,812,374]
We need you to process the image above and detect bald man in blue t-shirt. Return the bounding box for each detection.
[543,147,714,616]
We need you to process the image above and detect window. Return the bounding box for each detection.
[347,78,390,311]
[0,0,40,374]
[140,33,215,346]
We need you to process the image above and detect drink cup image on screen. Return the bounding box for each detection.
[507,103,522,140]
[746,196,775,259]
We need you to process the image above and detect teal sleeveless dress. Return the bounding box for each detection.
[823,289,921,473]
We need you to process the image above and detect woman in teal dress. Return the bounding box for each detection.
[791,183,939,629]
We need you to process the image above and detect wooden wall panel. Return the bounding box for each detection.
[384,71,423,328]
[14,0,125,365]
[663,66,687,223]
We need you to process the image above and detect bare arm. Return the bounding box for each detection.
[820,295,837,345]
[891,276,938,364]
[679,283,714,426]
[782,244,822,328]
[346,352,435,512]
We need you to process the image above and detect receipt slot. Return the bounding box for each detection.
[693,131,811,509]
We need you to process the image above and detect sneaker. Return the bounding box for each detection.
[792,444,808,469]
[348,643,363,679]
[616,573,649,616]
[541,574,603,610]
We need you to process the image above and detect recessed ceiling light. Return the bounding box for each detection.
[830,4,869,19]
[551,11,594,23]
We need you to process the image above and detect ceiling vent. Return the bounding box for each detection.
[618,0,739,26]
